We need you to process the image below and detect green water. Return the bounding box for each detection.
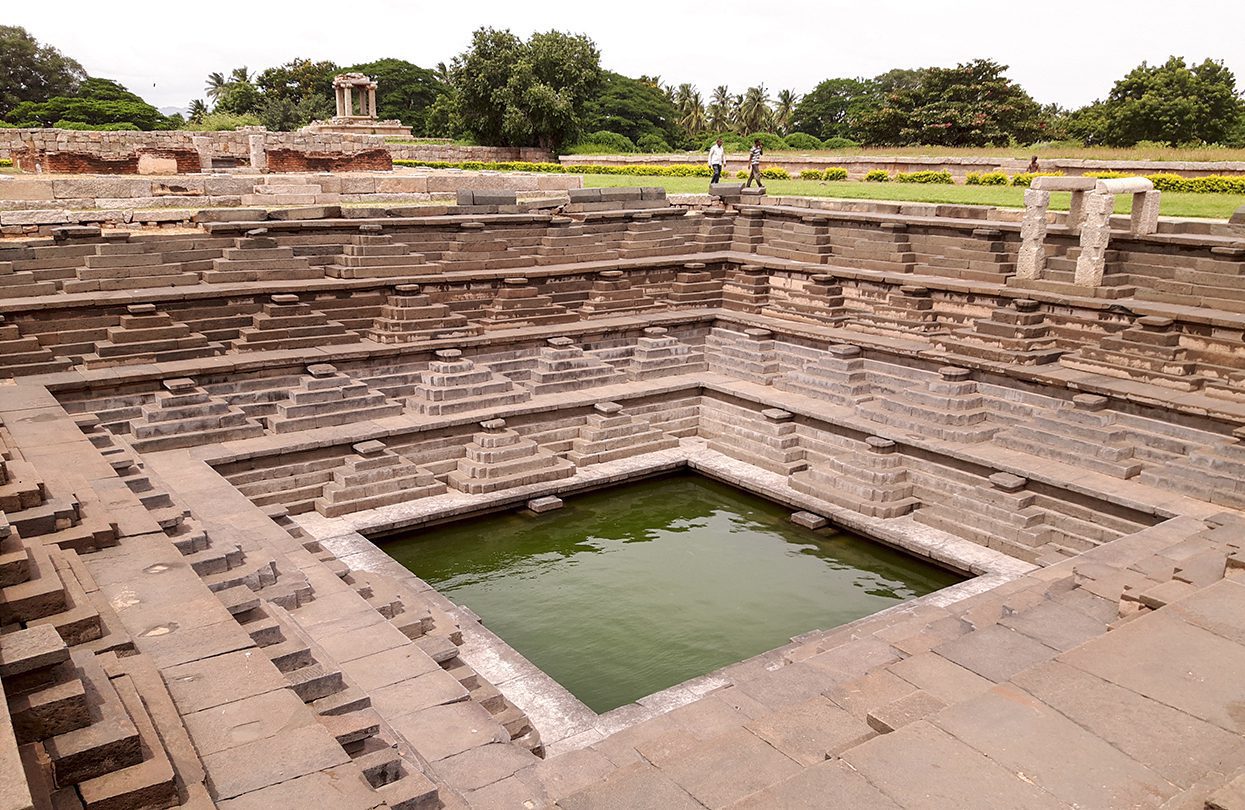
[380,474,962,713]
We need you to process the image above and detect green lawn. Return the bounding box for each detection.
[581,174,1245,220]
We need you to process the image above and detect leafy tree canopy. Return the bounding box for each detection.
[855,59,1041,146]
[5,77,172,130]
[0,26,86,116]
[791,78,874,141]
[347,58,448,135]
[582,71,680,147]
[256,58,339,107]
[448,27,601,149]
[1078,57,1242,146]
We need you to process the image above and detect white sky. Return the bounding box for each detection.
[11,0,1245,111]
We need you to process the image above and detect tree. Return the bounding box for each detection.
[213,81,260,116]
[582,71,681,147]
[773,89,798,135]
[6,78,171,130]
[792,77,874,140]
[187,99,208,123]
[707,85,732,131]
[204,72,228,102]
[680,89,706,137]
[348,58,448,134]
[447,27,601,149]
[737,85,772,133]
[1085,57,1242,146]
[855,59,1041,146]
[256,59,338,107]
[0,26,86,116]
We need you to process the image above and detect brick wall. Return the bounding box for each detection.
[265,148,392,172]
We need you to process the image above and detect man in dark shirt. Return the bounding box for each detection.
[745,139,764,189]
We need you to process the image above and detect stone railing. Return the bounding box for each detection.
[558,152,1245,180]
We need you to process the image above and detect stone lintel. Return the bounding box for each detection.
[989,472,1028,492]
[127,303,158,316]
[866,436,897,452]
[307,364,337,378]
[352,440,387,456]
[594,402,623,415]
[762,408,793,422]
[939,367,972,382]
[162,378,197,394]
[480,419,507,431]
[527,496,564,513]
[790,511,828,530]
[1073,394,1109,411]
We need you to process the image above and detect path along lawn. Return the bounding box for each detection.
[580,174,1245,220]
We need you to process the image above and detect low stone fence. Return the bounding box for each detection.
[558,152,1245,180]
[0,128,554,174]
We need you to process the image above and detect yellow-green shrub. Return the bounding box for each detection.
[864,169,890,182]
[1011,171,1065,186]
[896,170,953,184]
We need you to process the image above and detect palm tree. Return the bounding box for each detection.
[738,85,772,133]
[681,90,707,136]
[707,85,732,132]
[774,89,798,135]
[204,72,228,102]
[229,67,252,85]
[187,99,209,123]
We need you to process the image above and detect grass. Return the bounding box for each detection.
[581,174,1245,219]
[617,144,1245,163]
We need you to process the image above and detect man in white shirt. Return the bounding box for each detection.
[708,138,726,184]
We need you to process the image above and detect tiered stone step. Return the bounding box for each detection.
[932,298,1062,365]
[910,227,1016,282]
[266,364,404,434]
[206,233,324,283]
[0,256,57,298]
[995,394,1143,479]
[773,344,872,405]
[617,213,686,258]
[763,273,847,325]
[367,284,476,344]
[861,366,998,443]
[702,404,807,475]
[81,304,223,368]
[407,349,530,416]
[758,215,834,263]
[437,222,535,273]
[129,377,265,452]
[230,294,359,352]
[666,263,721,308]
[525,337,624,395]
[825,220,916,274]
[627,327,706,380]
[790,436,919,518]
[535,216,620,264]
[1061,315,1201,391]
[447,419,574,494]
[577,270,662,319]
[721,264,769,313]
[705,326,780,384]
[0,317,71,377]
[476,278,575,331]
[314,440,446,517]
[565,402,677,466]
[61,240,200,294]
[326,231,435,279]
[848,285,943,336]
[1139,428,1245,510]
[241,180,332,206]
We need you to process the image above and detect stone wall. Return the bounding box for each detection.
[0,128,552,173]
[559,152,1245,180]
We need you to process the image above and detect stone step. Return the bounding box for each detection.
[75,672,177,810]
[44,651,141,786]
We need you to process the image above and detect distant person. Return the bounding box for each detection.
[708,138,726,184]
[745,139,765,189]
[1027,156,1040,174]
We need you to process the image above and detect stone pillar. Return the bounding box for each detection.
[344,85,353,117]
[1073,190,1114,287]
[1130,190,1160,236]
[248,133,267,172]
[1067,190,1088,230]
[334,86,344,117]
[368,86,377,118]
[1016,188,1050,280]
[191,135,213,173]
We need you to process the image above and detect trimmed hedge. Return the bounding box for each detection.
[799,167,848,181]
[0,158,11,168]
[896,170,953,184]
[966,171,1009,186]
[735,167,792,180]
[783,132,823,150]
[571,130,638,153]
[1144,173,1245,194]
[745,132,789,151]
[821,137,861,150]
[864,169,891,182]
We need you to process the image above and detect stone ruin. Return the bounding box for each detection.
[0,175,1242,809]
[302,73,414,138]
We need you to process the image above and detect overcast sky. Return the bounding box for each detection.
[8,1,1244,111]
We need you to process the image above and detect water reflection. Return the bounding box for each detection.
[380,473,963,712]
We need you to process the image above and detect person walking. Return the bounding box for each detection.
[745,139,765,189]
[708,138,726,184]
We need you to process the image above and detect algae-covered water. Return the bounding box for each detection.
[381,474,962,713]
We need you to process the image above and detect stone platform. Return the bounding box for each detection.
[0,187,1242,809]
